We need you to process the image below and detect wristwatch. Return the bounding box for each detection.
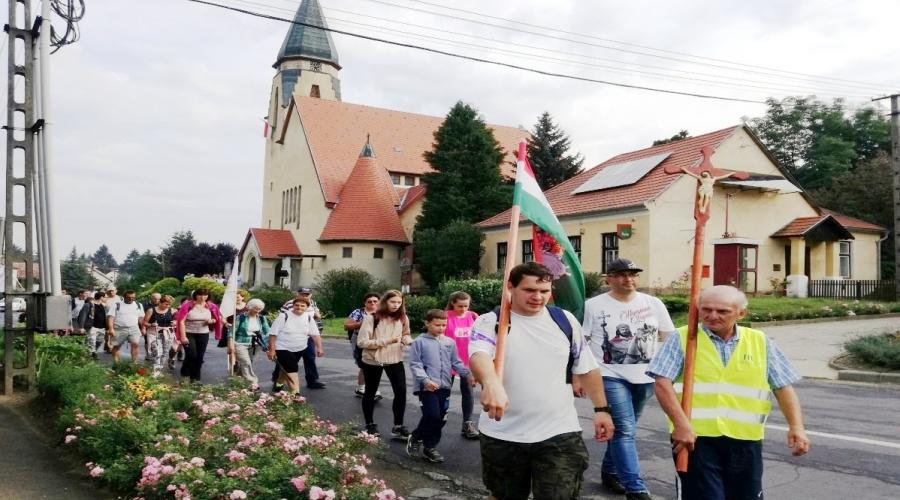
[594,406,612,414]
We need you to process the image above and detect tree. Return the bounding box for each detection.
[117,250,164,291]
[416,102,509,232]
[62,251,93,292]
[414,219,485,290]
[652,130,690,146]
[91,244,118,272]
[526,112,584,190]
[811,153,894,278]
[160,231,237,279]
[119,249,140,275]
[748,97,890,190]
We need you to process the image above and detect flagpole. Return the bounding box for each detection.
[494,141,528,382]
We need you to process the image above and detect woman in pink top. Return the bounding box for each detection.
[444,291,479,439]
[175,288,223,383]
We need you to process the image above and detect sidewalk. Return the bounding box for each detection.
[760,316,898,380]
[0,395,109,500]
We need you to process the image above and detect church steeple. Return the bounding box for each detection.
[268,0,342,111]
[274,0,340,70]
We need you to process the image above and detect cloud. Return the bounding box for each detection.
[1,0,895,261]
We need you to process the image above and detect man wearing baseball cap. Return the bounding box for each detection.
[582,258,675,500]
[275,287,327,390]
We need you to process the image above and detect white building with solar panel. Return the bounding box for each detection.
[477,125,885,295]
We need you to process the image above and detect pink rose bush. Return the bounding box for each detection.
[44,363,394,499]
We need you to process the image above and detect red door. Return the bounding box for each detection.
[714,244,739,286]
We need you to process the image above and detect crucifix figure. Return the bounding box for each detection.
[662,146,748,472]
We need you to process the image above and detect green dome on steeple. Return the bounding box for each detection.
[274,0,340,69]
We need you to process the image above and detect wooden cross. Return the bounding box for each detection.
[663,146,748,472]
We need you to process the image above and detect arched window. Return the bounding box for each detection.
[247,256,257,287]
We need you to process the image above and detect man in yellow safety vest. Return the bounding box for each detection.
[647,285,811,499]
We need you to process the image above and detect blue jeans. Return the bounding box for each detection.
[412,388,450,448]
[601,377,655,493]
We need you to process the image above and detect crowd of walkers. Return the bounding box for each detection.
[64,256,811,500]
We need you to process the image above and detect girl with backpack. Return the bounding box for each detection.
[357,290,412,439]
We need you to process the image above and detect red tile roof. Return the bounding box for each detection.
[243,228,301,258]
[319,145,410,244]
[478,126,740,228]
[770,216,829,237]
[290,96,527,205]
[398,184,426,213]
[818,208,884,232]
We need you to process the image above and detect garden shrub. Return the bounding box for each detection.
[247,285,295,315]
[141,277,184,301]
[404,295,443,331]
[584,272,604,298]
[45,364,394,499]
[660,295,690,314]
[182,277,226,302]
[34,334,91,379]
[845,333,900,370]
[436,277,503,314]
[313,267,392,317]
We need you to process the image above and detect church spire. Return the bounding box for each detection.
[274,0,340,70]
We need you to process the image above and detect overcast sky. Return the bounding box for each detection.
[3,0,898,261]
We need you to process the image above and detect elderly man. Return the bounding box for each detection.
[648,285,810,500]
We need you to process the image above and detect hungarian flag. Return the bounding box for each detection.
[513,141,586,321]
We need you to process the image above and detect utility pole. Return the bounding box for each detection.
[893,95,900,300]
[874,94,900,299]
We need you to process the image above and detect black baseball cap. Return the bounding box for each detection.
[606,258,643,274]
[297,287,313,294]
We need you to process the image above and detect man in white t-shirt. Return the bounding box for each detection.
[469,262,614,500]
[106,290,145,364]
[582,258,675,500]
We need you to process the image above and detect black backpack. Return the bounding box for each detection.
[492,306,576,384]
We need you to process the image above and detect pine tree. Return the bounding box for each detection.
[120,249,140,275]
[526,112,584,190]
[91,244,118,272]
[416,101,508,232]
[62,249,94,292]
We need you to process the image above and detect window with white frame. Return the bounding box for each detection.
[839,241,852,278]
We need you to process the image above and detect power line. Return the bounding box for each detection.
[246,0,875,99]
[403,0,894,91]
[188,0,766,103]
[357,0,895,93]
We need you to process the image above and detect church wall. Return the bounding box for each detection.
[849,232,882,280]
[295,242,404,289]
[261,105,332,259]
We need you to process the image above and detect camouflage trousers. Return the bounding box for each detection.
[480,431,589,500]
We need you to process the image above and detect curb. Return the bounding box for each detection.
[748,312,900,328]
[828,355,900,385]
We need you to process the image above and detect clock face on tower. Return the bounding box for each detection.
[310,61,322,72]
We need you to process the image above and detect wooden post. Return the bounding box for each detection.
[664,147,748,472]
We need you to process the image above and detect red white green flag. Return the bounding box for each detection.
[513,141,586,321]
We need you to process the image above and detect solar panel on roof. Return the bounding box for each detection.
[572,152,671,195]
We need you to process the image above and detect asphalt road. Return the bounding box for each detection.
[133,336,900,500]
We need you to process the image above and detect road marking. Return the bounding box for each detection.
[768,424,900,450]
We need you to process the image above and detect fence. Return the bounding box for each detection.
[807,279,897,301]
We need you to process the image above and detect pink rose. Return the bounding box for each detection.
[290,476,306,492]
[309,486,335,500]
[229,490,247,500]
[89,466,104,477]
[64,435,77,444]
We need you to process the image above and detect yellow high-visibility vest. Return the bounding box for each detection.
[670,325,772,441]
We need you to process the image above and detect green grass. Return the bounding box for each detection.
[321,317,346,337]
[665,296,900,326]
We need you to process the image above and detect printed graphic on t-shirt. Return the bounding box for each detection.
[453,326,471,338]
[596,306,659,365]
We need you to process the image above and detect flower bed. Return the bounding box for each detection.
[39,363,396,499]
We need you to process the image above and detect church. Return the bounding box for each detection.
[238,0,525,290]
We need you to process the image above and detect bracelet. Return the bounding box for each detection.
[594,406,612,414]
